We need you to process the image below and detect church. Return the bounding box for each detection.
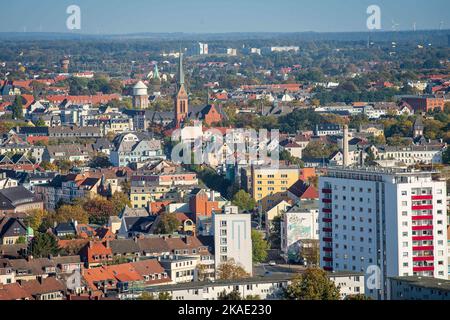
[173,52,227,128]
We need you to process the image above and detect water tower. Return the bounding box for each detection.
[132,81,149,109]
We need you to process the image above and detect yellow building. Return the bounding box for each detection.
[130,185,171,209]
[251,165,300,211]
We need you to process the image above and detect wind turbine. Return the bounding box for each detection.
[413,22,417,32]
[439,21,444,30]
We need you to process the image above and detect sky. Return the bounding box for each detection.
[0,0,449,34]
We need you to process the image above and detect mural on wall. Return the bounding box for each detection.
[286,214,311,263]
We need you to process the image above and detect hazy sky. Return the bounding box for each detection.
[1,0,449,34]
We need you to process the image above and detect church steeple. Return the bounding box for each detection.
[174,50,188,128]
[178,51,185,88]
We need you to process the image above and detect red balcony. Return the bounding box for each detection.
[413,246,434,251]
[322,198,332,204]
[413,256,434,262]
[412,205,433,211]
[322,189,332,194]
[322,228,332,232]
[322,208,332,213]
[322,218,332,223]
[412,236,434,241]
[412,215,433,221]
[323,266,333,271]
[323,247,332,252]
[412,226,433,231]
[323,237,333,243]
[323,257,333,262]
[413,266,434,272]
[412,195,433,200]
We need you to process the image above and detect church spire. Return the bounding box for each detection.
[178,51,185,87]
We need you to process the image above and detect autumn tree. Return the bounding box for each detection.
[251,230,268,263]
[110,192,131,216]
[24,209,49,232]
[217,259,250,280]
[284,268,341,300]
[218,290,242,300]
[56,204,89,224]
[154,212,180,234]
[82,197,115,225]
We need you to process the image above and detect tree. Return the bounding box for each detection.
[34,118,47,127]
[443,147,450,165]
[82,198,115,225]
[252,230,268,263]
[218,290,242,300]
[29,233,60,258]
[110,192,131,216]
[232,190,256,212]
[11,96,24,120]
[269,215,282,249]
[25,209,49,232]
[40,161,58,171]
[158,292,172,300]
[284,268,341,300]
[217,259,250,280]
[57,204,89,224]
[89,155,112,168]
[138,292,155,300]
[154,212,180,234]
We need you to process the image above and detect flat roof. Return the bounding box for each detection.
[390,276,450,292]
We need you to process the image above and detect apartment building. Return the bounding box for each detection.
[251,165,300,211]
[212,206,253,276]
[319,167,448,299]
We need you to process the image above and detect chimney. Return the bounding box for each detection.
[343,125,350,167]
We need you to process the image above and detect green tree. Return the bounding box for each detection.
[11,96,24,120]
[154,212,180,234]
[29,233,60,258]
[443,147,450,165]
[25,209,49,232]
[251,230,268,263]
[284,268,341,300]
[232,190,256,212]
[269,215,282,249]
[34,118,47,127]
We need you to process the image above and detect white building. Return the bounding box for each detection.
[212,206,253,276]
[280,201,319,262]
[123,272,365,300]
[319,167,448,300]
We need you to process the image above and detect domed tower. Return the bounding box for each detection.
[132,81,149,109]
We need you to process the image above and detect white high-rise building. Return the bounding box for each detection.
[212,206,253,276]
[319,167,448,299]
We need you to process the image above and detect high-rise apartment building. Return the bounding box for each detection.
[319,167,448,299]
[212,206,252,276]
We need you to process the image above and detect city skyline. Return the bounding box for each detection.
[0,0,449,34]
